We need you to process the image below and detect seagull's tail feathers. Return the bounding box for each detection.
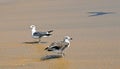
[44,47,48,50]
[47,30,54,33]
[44,47,53,51]
[45,34,52,36]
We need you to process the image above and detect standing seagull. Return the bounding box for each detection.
[44,36,72,56]
[30,25,53,43]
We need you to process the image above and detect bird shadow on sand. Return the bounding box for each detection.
[41,54,63,61]
[88,12,115,17]
[23,41,47,44]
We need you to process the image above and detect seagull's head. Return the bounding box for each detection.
[30,25,36,29]
[64,36,72,40]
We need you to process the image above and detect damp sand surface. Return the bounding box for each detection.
[0,0,120,69]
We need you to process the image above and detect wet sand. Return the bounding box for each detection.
[0,0,120,69]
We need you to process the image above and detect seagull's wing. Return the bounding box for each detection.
[45,41,69,51]
[33,32,40,36]
[33,32,49,37]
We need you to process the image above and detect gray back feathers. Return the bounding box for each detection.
[45,40,69,51]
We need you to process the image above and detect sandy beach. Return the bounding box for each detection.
[0,0,120,69]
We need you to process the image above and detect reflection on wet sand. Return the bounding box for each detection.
[0,42,70,69]
[23,41,39,44]
[40,58,69,69]
[23,41,47,44]
[0,53,69,69]
[41,54,63,61]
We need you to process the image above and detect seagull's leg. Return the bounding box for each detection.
[38,38,41,43]
[56,50,61,54]
[62,53,65,56]
[57,50,64,56]
[60,51,65,57]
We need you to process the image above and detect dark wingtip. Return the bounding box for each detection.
[44,47,48,50]
[45,34,52,36]
[48,30,54,33]
[44,47,53,51]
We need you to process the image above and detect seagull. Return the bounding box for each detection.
[30,25,53,43]
[44,36,72,56]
